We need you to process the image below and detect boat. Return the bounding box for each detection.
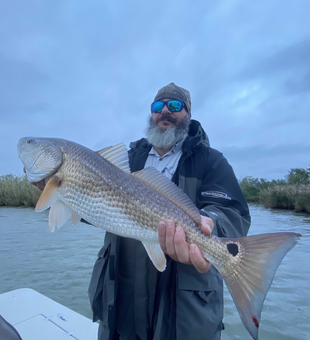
[0,288,98,339]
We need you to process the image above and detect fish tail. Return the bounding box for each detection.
[217,232,301,340]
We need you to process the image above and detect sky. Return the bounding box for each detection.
[1,0,309,180]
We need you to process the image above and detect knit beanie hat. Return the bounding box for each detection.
[153,82,191,116]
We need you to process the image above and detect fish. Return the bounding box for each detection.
[17,137,301,340]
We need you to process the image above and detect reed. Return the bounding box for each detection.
[0,175,41,207]
[238,176,284,202]
[259,184,310,213]
[1,174,309,214]
[239,169,310,213]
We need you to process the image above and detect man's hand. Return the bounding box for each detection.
[158,216,214,273]
[23,167,45,191]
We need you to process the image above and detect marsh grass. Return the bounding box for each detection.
[0,175,41,207]
[259,184,310,213]
[239,172,310,214]
[1,174,309,214]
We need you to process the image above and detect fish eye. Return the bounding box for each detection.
[27,139,33,144]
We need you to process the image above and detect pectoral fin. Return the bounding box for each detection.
[142,242,167,272]
[35,175,61,212]
[35,175,80,232]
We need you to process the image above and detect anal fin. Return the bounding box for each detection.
[142,242,167,272]
[70,211,81,225]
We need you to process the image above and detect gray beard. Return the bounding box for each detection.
[146,114,190,149]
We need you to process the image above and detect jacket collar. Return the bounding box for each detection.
[185,119,210,149]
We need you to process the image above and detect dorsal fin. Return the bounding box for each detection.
[96,143,130,173]
[131,167,201,225]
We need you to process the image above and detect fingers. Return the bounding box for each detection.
[34,179,46,191]
[158,221,167,253]
[174,226,190,264]
[158,220,186,262]
[23,166,46,191]
[190,215,213,273]
[165,220,177,258]
[159,220,179,261]
[157,218,212,273]
[189,244,211,273]
[200,216,214,236]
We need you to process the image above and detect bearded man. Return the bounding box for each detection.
[88,83,251,340]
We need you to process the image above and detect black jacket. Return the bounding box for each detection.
[88,120,251,340]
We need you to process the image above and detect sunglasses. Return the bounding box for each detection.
[151,100,185,113]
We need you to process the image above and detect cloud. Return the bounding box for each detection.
[221,144,310,162]
[1,0,310,181]
[220,143,310,180]
[237,38,310,80]
[284,70,310,95]
[0,54,50,116]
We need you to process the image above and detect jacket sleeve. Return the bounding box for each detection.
[197,150,251,238]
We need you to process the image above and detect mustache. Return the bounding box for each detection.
[155,114,177,124]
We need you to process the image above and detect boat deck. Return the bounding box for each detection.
[0,288,98,340]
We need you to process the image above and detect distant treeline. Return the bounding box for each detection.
[1,167,310,214]
[239,167,310,214]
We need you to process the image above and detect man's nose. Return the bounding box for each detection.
[161,104,171,114]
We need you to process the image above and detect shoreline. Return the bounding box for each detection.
[1,174,309,214]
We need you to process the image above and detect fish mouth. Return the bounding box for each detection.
[17,138,28,159]
[17,137,63,182]
[17,138,39,169]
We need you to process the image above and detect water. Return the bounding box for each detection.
[0,207,105,319]
[222,205,310,340]
[0,205,309,339]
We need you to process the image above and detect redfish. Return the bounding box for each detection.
[17,137,301,339]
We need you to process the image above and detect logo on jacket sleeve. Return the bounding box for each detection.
[201,191,232,200]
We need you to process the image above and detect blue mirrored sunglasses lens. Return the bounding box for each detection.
[152,100,183,112]
[167,100,182,112]
[152,102,164,113]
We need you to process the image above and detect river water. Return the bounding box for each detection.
[0,205,309,339]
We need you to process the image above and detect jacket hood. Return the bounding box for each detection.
[187,119,210,148]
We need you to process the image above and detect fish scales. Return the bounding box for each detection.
[58,141,202,243]
[17,137,301,340]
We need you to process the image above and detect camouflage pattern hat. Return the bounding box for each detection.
[153,82,191,116]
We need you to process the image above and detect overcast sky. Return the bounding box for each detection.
[1,0,309,180]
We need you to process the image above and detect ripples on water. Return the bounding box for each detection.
[0,207,105,319]
[0,205,309,339]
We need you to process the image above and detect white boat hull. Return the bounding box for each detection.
[0,288,98,340]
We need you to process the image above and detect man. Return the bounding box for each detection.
[88,83,251,340]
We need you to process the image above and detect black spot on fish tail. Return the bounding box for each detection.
[252,316,259,328]
[227,243,239,256]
